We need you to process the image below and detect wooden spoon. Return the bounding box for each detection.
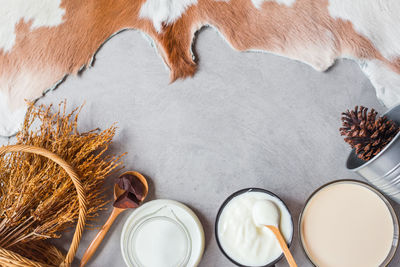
[253,200,297,267]
[80,171,148,267]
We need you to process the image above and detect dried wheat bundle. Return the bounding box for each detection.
[0,102,124,265]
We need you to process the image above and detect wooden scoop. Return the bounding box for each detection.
[253,200,298,267]
[80,171,148,267]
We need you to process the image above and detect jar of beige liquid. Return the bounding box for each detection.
[300,180,399,267]
[215,188,294,267]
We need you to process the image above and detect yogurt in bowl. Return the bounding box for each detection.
[215,188,294,267]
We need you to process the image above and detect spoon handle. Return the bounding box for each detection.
[80,208,123,267]
[266,225,298,267]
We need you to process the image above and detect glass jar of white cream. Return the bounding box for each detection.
[121,199,205,267]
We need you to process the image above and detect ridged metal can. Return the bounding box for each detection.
[347,104,400,203]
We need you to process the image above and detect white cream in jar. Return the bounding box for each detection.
[217,191,293,266]
[121,200,205,267]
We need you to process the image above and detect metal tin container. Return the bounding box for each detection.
[346,104,400,203]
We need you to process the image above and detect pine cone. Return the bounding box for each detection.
[340,106,400,161]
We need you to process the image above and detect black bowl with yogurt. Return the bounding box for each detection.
[215,188,294,267]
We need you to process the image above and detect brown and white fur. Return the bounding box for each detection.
[1,0,400,136]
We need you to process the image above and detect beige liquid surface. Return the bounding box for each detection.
[301,182,396,267]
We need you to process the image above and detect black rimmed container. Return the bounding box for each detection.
[346,104,400,203]
[215,188,294,267]
[298,179,399,267]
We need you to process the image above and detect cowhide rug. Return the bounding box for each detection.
[1,0,400,136]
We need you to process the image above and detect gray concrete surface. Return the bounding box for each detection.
[1,27,399,266]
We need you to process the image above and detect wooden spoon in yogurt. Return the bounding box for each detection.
[253,200,298,267]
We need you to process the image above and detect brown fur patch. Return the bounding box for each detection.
[0,0,399,135]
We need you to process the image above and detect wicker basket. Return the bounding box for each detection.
[0,145,88,267]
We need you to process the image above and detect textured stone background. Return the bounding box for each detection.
[1,27,398,266]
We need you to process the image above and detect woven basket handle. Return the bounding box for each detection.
[0,145,88,266]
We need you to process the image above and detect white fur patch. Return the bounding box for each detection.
[0,66,64,137]
[359,59,400,108]
[0,91,26,137]
[0,0,65,53]
[139,0,198,32]
[328,0,400,60]
[252,0,296,9]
